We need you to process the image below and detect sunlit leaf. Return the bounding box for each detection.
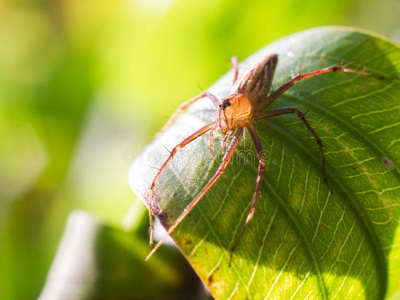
[130,27,400,299]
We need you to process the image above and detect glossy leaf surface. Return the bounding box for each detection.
[130,27,400,299]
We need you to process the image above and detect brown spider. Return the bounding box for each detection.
[145,53,384,262]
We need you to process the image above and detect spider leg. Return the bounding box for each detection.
[318,54,323,71]
[146,128,244,261]
[231,56,239,84]
[229,125,266,265]
[209,124,219,159]
[221,129,234,154]
[156,92,220,137]
[256,107,332,193]
[148,121,217,246]
[258,63,389,112]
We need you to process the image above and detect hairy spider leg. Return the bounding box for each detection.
[146,128,244,261]
[318,54,323,71]
[156,92,219,137]
[229,125,266,265]
[148,122,217,246]
[221,129,234,154]
[209,124,219,159]
[231,56,239,84]
[256,107,333,193]
[257,64,386,112]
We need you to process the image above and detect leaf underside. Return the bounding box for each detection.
[130,27,400,300]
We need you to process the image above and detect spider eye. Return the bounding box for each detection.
[220,99,231,109]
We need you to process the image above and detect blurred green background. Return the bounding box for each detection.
[0,0,399,299]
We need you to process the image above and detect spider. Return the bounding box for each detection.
[145,53,385,262]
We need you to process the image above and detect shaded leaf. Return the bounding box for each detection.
[39,211,205,300]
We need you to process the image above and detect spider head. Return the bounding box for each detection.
[217,93,255,134]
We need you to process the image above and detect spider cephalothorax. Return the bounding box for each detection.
[218,94,255,134]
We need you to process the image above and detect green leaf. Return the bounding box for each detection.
[129,27,400,299]
[40,210,204,300]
